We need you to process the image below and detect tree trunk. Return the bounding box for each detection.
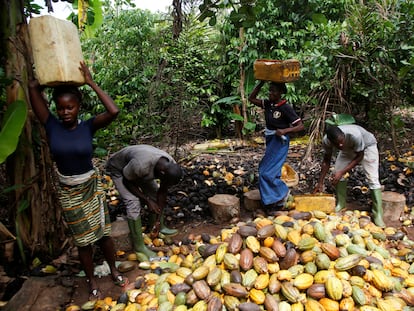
[235,27,246,139]
[1,0,66,263]
[172,0,182,39]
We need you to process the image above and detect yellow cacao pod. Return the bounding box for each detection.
[192,300,208,311]
[359,307,381,311]
[287,229,301,245]
[300,250,317,264]
[325,276,343,301]
[263,236,275,248]
[275,224,288,240]
[246,236,261,253]
[223,253,239,270]
[223,295,240,311]
[167,273,185,285]
[176,267,192,279]
[339,297,354,311]
[371,269,394,292]
[293,273,314,290]
[277,269,293,281]
[319,298,339,311]
[206,267,222,287]
[192,266,209,281]
[249,288,266,305]
[215,243,228,264]
[404,275,414,287]
[313,270,335,284]
[256,218,273,229]
[254,273,270,290]
[305,299,326,311]
[391,267,409,279]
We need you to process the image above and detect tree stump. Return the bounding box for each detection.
[243,189,262,211]
[111,219,132,251]
[382,191,406,222]
[208,194,240,223]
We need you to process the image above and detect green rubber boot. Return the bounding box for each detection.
[371,189,386,228]
[148,213,178,236]
[335,180,348,212]
[127,218,156,259]
[160,214,178,235]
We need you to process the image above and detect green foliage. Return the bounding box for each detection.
[344,1,414,113]
[81,9,164,148]
[201,96,240,138]
[0,100,28,164]
[76,0,414,147]
[325,113,355,126]
[198,0,257,28]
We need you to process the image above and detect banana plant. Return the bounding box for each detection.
[0,100,28,164]
[325,113,355,126]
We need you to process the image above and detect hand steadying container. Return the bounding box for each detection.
[29,15,85,86]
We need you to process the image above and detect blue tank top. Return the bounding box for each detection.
[45,115,96,175]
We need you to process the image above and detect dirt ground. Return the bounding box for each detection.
[1,127,413,310]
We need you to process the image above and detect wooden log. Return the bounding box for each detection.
[208,194,240,223]
[382,191,406,222]
[243,189,261,211]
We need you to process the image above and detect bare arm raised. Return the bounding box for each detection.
[79,61,119,130]
[248,80,265,107]
[28,79,50,124]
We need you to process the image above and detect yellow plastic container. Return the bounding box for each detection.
[254,59,300,82]
[293,194,335,213]
[29,15,85,86]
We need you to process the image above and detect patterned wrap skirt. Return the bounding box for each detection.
[57,168,111,247]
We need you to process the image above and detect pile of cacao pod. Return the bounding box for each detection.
[73,209,414,311]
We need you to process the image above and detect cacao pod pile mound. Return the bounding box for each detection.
[71,209,414,311]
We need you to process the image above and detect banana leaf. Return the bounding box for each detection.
[325,113,355,126]
[0,100,28,164]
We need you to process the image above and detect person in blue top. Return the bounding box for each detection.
[249,81,304,215]
[29,61,126,300]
